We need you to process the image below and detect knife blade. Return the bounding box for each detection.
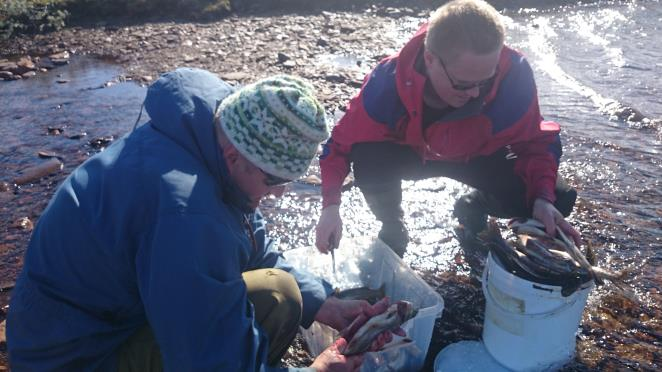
[329,233,338,274]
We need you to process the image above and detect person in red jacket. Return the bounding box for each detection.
[315,0,581,258]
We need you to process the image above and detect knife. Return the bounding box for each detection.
[329,233,338,274]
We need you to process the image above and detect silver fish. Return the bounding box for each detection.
[334,284,386,305]
[342,301,418,356]
[508,219,629,290]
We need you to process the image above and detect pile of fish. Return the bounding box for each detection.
[341,300,418,356]
[482,218,628,296]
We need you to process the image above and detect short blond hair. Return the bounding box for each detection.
[425,0,505,63]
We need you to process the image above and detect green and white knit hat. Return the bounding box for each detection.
[216,75,329,180]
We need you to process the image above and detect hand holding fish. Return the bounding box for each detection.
[315,296,372,332]
[532,198,582,246]
[340,297,410,356]
[309,337,364,372]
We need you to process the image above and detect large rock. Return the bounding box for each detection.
[14,57,37,75]
[0,62,18,72]
[49,51,71,66]
[37,57,56,70]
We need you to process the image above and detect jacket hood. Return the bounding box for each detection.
[143,68,252,212]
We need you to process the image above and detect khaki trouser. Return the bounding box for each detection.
[116,269,303,371]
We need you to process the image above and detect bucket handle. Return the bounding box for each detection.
[482,269,582,318]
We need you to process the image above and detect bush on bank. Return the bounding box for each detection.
[0,0,68,40]
[1,0,233,40]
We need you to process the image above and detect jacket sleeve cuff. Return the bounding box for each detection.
[321,189,342,208]
[300,278,334,328]
[527,177,557,207]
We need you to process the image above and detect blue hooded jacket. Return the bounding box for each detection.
[7,68,331,371]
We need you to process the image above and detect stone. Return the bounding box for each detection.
[0,61,18,72]
[220,72,251,81]
[51,58,70,66]
[68,132,87,140]
[325,74,345,83]
[0,71,13,80]
[277,52,291,63]
[89,136,115,149]
[38,151,61,159]
[282,60,296,68]
[37,57,56,70]
[49,51,70,66]
[13,217,34,231]
[49,51,70,60]
[22,71,37,78]
[13,158,64,186]
[15,57,37,74]
[47,127,63,135]
[340,26,356,34]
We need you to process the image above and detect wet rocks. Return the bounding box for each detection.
[13,217,34,231]
[89,135,114,149]
[15,57,36,75]
[0,52,71,82]
[68,132,87,140]
[1,8,419,111]
[49,51,71,66]
[37,151,62,159]
[0,57,38,80]
[47,127,64,135]
[37,57,56,70]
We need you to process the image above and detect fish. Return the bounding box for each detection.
[504,218,631,296]
[342,300,418,356]
[334,284,386,305]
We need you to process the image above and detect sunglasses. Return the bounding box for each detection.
[259,167,293,187]
[437,55,498,91]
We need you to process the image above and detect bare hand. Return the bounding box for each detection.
[532,198,582,246]
[310,338,363,372]
[316,205,343,254]
[315,296,371,332]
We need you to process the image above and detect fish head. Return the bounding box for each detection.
[509,218,547,237]
[509,218,546,230]
[395,300,418,323]
[523,234,564,252]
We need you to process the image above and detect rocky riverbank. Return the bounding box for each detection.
[1,5,430,115]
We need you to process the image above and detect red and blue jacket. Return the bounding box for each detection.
[320,24,562,208]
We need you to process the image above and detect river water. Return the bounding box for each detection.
[1,0,660,370]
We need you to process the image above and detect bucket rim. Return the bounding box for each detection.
[486,252,593,295]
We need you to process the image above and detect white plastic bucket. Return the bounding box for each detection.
[481,252,593,371]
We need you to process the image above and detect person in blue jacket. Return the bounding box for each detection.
[7,68,384,371]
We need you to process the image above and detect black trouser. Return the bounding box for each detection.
[350,142,577,254]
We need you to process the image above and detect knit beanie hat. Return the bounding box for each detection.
[216,75,329,180]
